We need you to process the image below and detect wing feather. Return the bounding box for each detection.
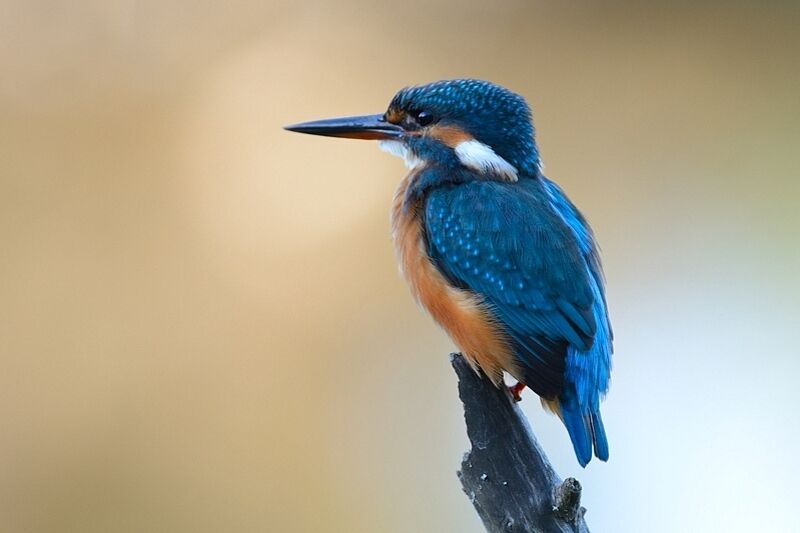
[424,180,598,398]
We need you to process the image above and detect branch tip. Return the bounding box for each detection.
[553,477,583,523]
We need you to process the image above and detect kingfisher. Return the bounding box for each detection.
[285,79,612,467]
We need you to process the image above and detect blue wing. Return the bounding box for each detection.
[537,177,612,404]
[424,179,599,398]
[425,177,613,465]
[538,177,613,464]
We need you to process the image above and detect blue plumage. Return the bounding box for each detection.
[540,178,612,465]
[390,80,541,176]
[403,81,612,466]
[424,176,612,466]
[285,78,614,466]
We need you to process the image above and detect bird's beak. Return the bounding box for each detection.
[284,114,404,140]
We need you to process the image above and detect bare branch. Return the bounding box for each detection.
[452,353,591,533]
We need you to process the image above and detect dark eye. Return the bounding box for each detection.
[415,111,434,126]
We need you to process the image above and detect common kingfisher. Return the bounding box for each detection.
[286,79,612,467]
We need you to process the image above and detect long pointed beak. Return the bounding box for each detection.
[284,114,404,140]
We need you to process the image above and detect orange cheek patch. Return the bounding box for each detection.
[426,125,473,148]
[385,107,405,124]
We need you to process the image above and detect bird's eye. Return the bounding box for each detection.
[415,111,434,126]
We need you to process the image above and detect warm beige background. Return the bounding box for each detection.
[1,2,798,532]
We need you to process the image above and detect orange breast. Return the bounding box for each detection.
[391,171,519,386]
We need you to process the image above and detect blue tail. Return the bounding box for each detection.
[561,400,609,467]
[591,410,609,461]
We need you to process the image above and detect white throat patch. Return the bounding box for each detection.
[454,140,518,182]
[378,140,423,169]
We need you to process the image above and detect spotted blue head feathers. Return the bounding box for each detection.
[387,79,541,176]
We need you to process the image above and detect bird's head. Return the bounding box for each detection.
[285,79,541,181]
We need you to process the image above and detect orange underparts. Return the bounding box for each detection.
[391,169,520,386]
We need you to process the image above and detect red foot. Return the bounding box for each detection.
[508,381,527,402]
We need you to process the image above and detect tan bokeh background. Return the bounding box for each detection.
[1,2,798,532]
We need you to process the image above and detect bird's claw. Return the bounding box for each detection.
[508,381,526,402]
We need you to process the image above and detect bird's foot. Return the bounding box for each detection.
[508,381,526,402]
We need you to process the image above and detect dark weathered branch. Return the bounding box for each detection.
[452,353,591,533]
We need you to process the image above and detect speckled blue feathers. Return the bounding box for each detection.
[424,175,612,466]
[395,80,612,466]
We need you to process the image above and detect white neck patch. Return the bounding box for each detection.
[378,140,423,169]
[454,140,518,182]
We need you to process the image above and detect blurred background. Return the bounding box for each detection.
[1,1,798,532]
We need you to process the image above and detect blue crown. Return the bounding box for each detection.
[390,79,541,176]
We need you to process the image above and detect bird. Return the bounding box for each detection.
[285,79,612,467]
